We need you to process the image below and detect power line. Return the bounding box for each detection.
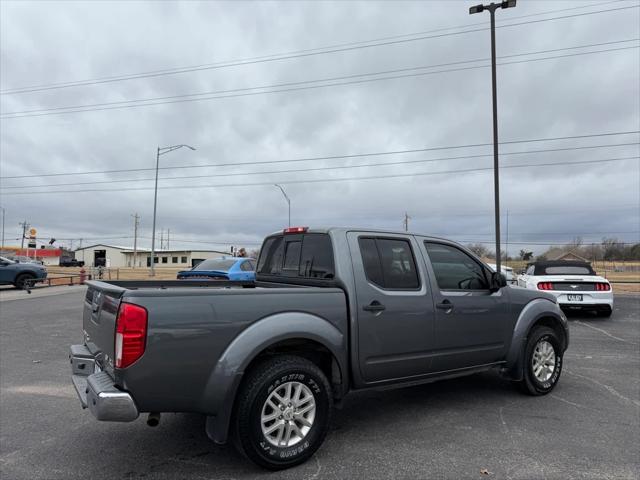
[4,156,637,196]
[4,142,638,190]
[4,43,638,119]
[4,130,638,180]
[6,39,637,117]
[0,0,630,95]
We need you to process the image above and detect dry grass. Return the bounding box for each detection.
[45,263,639,292]
[46,267,183,281]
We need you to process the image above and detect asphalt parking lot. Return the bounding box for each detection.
[1,288,638,480]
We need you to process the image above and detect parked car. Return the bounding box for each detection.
[70,227,568,470]
[59,258,85,267]
[487,263,516,284]
[177,257,255,281]
[13,255,44,265]
[517,260,612,317]
[0,256,48,289]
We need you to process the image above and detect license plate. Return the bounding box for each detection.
[567,294,583,301]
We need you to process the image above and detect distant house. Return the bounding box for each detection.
[0,246,63,266]
[553,251,589,262]
[74,244,229,268]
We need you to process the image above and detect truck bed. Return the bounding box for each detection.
[81,279,348,414]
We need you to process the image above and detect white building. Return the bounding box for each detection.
[74,244,229,268]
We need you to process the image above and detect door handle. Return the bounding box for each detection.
[436,299,453,313]
[363,301,386,312]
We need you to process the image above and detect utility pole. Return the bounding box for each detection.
[403,212,411,232]
[167,229,170,250]
[469,0,517,276]
[19,220,29,249]
[160,229,164,250]
[132,213,140,268]
[505,209,509,266]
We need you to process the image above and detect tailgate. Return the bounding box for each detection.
[83,281,127,370]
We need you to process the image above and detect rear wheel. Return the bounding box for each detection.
[519,326,563,396]
[14,274,34,290]
[596,306,613,318]
[233,355,332,470]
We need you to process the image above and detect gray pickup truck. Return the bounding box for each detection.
[70,227,569,470]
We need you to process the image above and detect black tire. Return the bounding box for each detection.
[596,307,613,318]
[13,274,34,290]
[519,326,563,396]
[233,355,333,470]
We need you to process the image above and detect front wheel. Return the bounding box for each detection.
[519,326,563,396]
[233,355,333,470]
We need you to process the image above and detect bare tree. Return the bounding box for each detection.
[467,243,489,258]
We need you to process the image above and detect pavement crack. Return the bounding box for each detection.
[550,393,591,411]
[573,320,639,346]
[566,370,640,408]
[306,455,322,480]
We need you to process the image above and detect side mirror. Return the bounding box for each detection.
[490,272,507,291]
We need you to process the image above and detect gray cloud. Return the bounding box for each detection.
[1,0,638,254]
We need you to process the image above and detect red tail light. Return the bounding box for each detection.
[537,282,553,290]
[596,283,611,291]
[115,302,148,368]
[283,226,308,234]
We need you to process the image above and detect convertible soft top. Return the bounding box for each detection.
[528,260,596,276]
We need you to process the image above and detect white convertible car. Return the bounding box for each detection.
[518,261,613,317]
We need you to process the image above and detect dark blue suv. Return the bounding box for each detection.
[0,256,48,289]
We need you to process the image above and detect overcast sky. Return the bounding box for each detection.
[1,0,638,255]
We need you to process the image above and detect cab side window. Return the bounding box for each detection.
[424,242,489,290]
[359,237,420,290]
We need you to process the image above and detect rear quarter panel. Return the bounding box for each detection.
[115,287,347,414]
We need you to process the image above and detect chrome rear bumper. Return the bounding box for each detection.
[70,344,139,422]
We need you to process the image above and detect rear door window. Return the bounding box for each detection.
[358,237,420,290]
[358,238,384,287]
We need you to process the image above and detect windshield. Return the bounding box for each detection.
[544,266,593,275]
[192,259,236,271]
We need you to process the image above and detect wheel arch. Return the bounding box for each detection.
[202,312,347,444]
[502,298,568,381]
[13,271,35,286]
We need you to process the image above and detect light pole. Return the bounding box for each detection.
[150,144,196,276]
[274,184,291,227]
[469,0,516,275]
[0,207,5,252]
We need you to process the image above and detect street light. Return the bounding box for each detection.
[274,184,291,227]
[150,144,196,276]
[0,206,5,253]
[469,0,516,275]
